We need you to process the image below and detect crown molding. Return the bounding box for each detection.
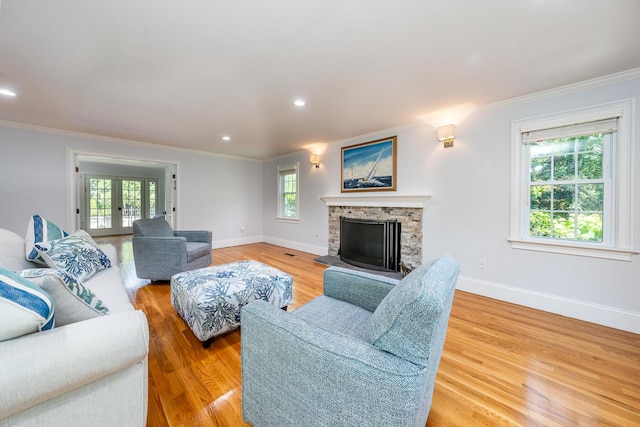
[478,68,640,112]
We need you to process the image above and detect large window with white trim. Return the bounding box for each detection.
[277,163,299,221]
[510,100,636,261]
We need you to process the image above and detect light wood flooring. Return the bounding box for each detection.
[99,237,640,426]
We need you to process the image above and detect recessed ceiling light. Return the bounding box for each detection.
[0,89,16,97]
[293,99,306,107]
[222,135,231,142]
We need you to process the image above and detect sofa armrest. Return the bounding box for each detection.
[322,266,399,312]
[174,230,212,244]
[241,301,428,426]
[0,310,149,420]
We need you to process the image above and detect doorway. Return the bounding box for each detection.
[69,152,178,236]
[85,176,158,236]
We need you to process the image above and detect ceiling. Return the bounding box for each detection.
[1,1,639,160]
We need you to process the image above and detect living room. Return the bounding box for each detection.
[3,70,639,335]
[1,1,639,426]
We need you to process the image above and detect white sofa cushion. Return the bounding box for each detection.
[0,267,55,341]
[0,229,34,271]
[35,230,112,282]
[25,215,68,265]
[85,265,135,313]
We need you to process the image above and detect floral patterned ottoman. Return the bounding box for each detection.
[170,260,292,347]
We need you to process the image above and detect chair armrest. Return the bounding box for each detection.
[173,230,212,244]
[0,310,149,420]
[323,267,399,312]
[241,301,427,426]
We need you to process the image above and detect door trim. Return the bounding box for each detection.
[67,149,179,232]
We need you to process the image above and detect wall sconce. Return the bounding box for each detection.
[309,154,320,168]
[437,124,456,148]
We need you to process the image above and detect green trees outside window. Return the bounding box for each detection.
[281,172,297,218]
[529,134,605,241]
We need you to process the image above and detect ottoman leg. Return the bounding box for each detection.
[202,337,214,349]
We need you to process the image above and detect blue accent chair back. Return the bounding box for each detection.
[241,256,460,427]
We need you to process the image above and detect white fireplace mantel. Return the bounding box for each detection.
[319,194,431,208]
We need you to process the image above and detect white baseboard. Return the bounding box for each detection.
[262,236,327,256]
[212,235,263,249]
[214,235,328,256]
[457,276,640,334]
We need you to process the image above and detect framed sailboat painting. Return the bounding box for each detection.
[341,136,397,192]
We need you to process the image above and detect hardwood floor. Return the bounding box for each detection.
[99,237,640,426]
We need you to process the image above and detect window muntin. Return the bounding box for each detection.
[277,163,299,221]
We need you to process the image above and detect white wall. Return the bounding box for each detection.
[262,72,640,333]
[0,125,264,247]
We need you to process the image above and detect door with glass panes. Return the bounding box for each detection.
[85,176,157,236]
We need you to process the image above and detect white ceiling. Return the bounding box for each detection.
[1,1,639,159]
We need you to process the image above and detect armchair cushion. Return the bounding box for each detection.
[185,242,211,262]
[291,295,372,341]
[366,256,459,367]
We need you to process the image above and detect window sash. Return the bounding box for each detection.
[524,131,613,244]
[277,164,299,220]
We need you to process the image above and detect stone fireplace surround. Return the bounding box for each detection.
[320,195,430,270]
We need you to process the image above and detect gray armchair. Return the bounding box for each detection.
[241,256,460,427]
[132,217,212,281]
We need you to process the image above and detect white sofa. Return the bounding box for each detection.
[0,228,149,427]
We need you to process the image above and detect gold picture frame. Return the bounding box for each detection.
[341,136,397,192]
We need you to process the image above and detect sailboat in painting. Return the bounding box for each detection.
[359,148,385,184]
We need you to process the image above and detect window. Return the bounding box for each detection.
[148,179,158,217]
[277,163,299,221]
[510,100,636,261]
[121,179,143,228]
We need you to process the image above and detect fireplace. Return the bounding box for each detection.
[321,194,430,270]
[340,217,401,272]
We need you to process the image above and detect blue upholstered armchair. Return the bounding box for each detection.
[132,217,212,281]
[241,256,460,427]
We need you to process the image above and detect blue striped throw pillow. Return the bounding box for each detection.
[25,215,69,264]
[0,267,55,341]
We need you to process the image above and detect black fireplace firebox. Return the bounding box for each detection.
[339,217,401,272]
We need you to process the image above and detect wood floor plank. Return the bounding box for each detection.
[97,237,640,426]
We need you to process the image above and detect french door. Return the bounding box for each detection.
[85,176,156,236]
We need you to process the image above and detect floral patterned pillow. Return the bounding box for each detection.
[34,230,112,282]
[19,268,109,326]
